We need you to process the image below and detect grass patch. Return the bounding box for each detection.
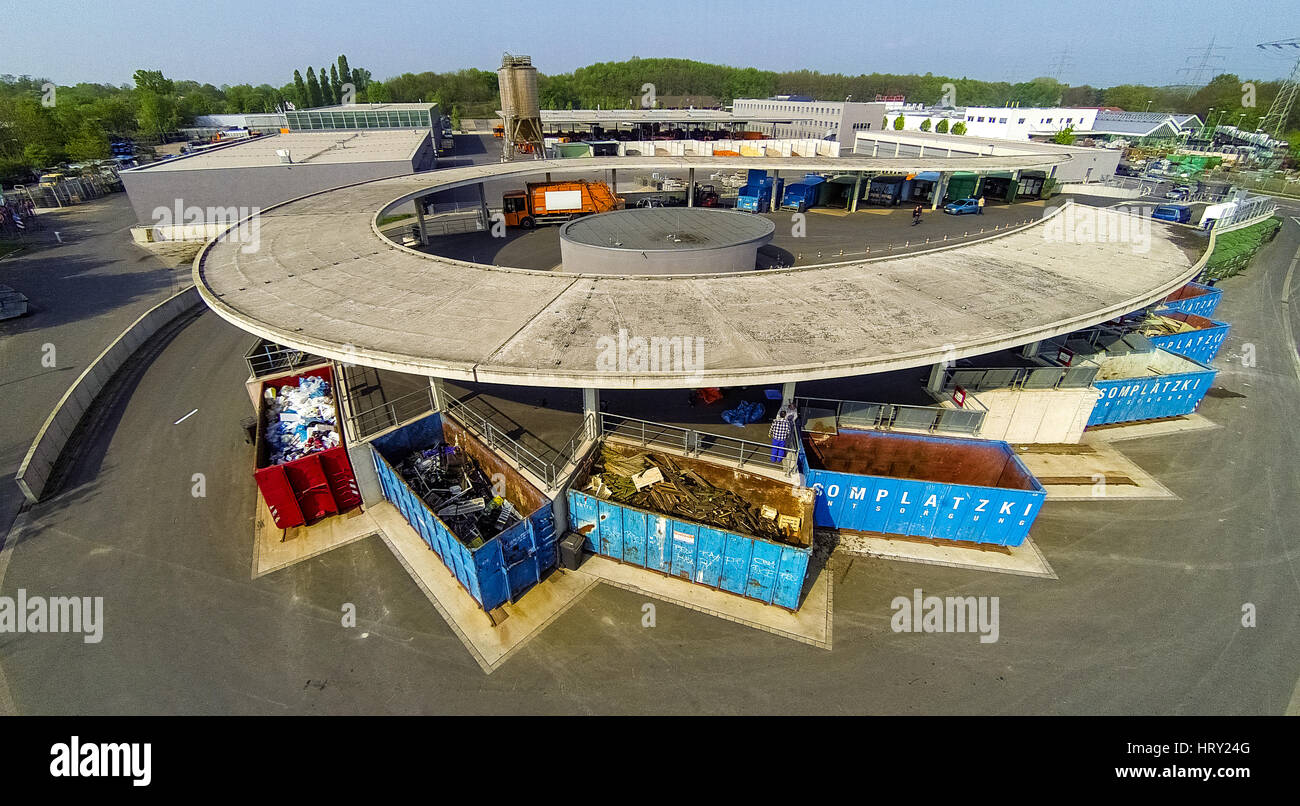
[376,213,414,227]
[1203,217,1283,280]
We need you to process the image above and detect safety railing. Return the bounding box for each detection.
[244,339,325,379]
[796,395,985,437]
[349,385,437,441]
[438,391,598,489]
[598,412,799,476]
[940,363,1099,393]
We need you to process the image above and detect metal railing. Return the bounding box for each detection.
[598,412,799,476]
[438,392,597,489]
[941,363,1099,393]
[244,339,325,379]
[797,395,985,437]
[349,385,437,441]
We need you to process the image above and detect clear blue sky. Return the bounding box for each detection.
[3,0,1296,88]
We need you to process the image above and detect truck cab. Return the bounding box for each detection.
[502,191,531,228]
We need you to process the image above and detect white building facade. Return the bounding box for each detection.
[731,96,887,148]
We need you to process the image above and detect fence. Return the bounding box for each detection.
[599,412,799,476]
[348,385,438,441]
[439,392,597,489]
[796,395,986,438]
[940,364,1099,393]
[243,339,325,379]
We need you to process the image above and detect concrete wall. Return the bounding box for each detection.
[15,286,203,504]
[121,138,433,226]
[960,387,1100,444]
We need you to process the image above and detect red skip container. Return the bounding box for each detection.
[254,366,360,528]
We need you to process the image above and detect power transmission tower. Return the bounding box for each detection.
[1177,35,1228,94]
[1256,38,1300,139]
[1046,49,1074,82]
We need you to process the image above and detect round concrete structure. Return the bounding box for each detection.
[194,155,1209,389]
[559,208,775,275]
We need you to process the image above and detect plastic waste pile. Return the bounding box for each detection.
[396,442,521,549]
[721,399,766,427]
[263,375,340,465]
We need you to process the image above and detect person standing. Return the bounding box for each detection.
[912,203,923,226]
[977,195,986,215]
[769,408,793,464]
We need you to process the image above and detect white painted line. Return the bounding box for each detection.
[173,408,198,425]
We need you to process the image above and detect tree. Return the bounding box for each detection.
[1053,126,1076,145]
[136,90,177,137]
[892,115,904,130]
[450,104,461,130]
[919,118,931,132]
[66,120,110,161]
[365,81,391,103]
[319,67,334,104]
[132,69,174,96]
[292,70,308,108]
[951,121,967,135]
[881,115,887,128]
[305,67,323,107]
[337,55,352,90]
[935,118,949,133]
[329,65,342,104]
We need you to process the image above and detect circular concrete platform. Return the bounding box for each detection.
[559,208,775,275]
[195,156,1206,389]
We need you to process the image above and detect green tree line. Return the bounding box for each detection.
[4,56,1297,183]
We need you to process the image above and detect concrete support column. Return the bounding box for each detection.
[769,170,780,212]
[931,172,949,210]
[918,144,925,158]
[476,182,490,229]
[687,167,695,207]
[871,142,879,157]
[1020,341,1041,359]
[926,362,947,395]
[609,168,617,192]
[780,381,796,410]
[894,142,901,157]
[429,376,448,411]
[414,198,428,246]
[583,388,600,421]
[545,172,551,182]
[850,172,863,212]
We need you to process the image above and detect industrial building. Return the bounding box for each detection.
[853,129,1121,185]
[120,129,434,234]
[284,102,442,135]
[731,96,889,147]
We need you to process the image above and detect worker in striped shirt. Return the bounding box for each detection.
[769,407,795,463]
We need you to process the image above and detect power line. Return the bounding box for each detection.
[1176,35,1228,95]
[1256,37,1300,139]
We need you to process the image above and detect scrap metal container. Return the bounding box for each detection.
[567,441,816,610]
[799,430,1045,547]
[1086,348,1217,426]
[1157,281,1222,318]
[1140,312,1230,363]
[254,366,360,529]
[369,413,557,612]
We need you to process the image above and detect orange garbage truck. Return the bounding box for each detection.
[502,181,624,229]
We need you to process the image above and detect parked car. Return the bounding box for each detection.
[943,198,979,215]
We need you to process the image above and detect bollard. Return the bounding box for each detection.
[887,243,892,251]
[904,240,909,248]
[925,237,929,244]
[838,248,843,256]
[963,232,967,237]
[865,246,870,255]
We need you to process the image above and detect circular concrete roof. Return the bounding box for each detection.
[560,208,775,253]
[194,155,1207,389]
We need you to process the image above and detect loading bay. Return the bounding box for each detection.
[1,164,1298,714]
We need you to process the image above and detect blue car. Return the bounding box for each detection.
[944,198,979,215]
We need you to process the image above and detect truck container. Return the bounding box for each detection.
[567,441,816,610]
[369,412,557,612]
[799,430,1045,547]
[1151,204,1192,224]
[254,366,361,529]
[1157,281,1222,317]
[867,175,905,206]
[1135,312,1230,363]
[502,180,624,229]
[1084,348,1218,426]
[737,177,783,213]
[780,175,826,212]
[943,171,980,203]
